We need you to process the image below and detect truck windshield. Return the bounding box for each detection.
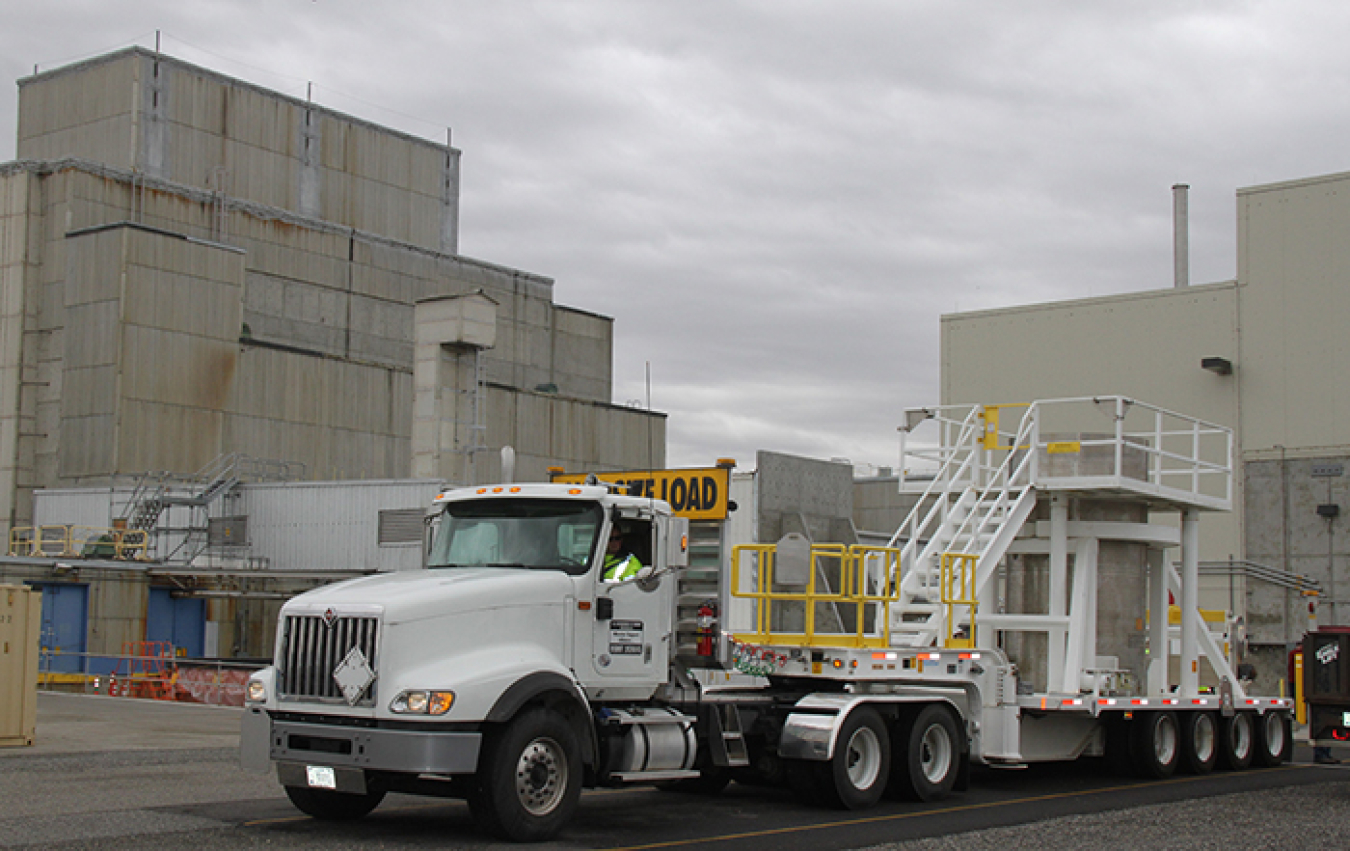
[426,498,603,576]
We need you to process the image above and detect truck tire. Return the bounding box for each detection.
[812,707,891,809]
[1130,711,1179,779]
[891,704,960,802]
[1178,711,1217,774]
[1216,711,1254,770]
[469,707,582,842]
[1252,711,1289,767]
[284,785,386,821]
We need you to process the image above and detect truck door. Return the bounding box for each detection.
[588,519,671,686]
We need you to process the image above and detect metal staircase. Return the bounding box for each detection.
[884,397,1235,650]
[117,453,304,562]
[886,403,1040,648]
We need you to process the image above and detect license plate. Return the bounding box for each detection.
[306,765,337,790]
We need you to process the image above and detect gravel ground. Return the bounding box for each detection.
[858,775,1350,851]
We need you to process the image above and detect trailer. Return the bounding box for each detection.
[240,396,1292,841]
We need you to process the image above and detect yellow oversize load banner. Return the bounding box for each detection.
[551,467,731,520]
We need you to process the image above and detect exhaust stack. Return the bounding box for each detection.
[1173,183,1189,288]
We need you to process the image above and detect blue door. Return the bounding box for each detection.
[34,583,88,674]
[147,588,206,658]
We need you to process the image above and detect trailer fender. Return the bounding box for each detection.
[778,693,968,762]
[486,671,597,768]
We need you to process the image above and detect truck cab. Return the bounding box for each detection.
[242,483,689,840]
[424,483,686,700]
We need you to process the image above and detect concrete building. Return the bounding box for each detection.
[0,47,663,539]
[939,175,1350,686]
[0,47,664,666]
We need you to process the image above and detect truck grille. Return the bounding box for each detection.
[279,613,380,705]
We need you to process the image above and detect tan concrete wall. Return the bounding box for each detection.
[486,387,667,485]
[57,225,245,481]
[1238,172,1350,458]
[0,163,651,508]
[0,172,31,530]
[18,49,458,254]
[17,53,139,171]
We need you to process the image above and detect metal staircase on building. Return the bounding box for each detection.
[117,453,304,562]
[886,403,1039,649]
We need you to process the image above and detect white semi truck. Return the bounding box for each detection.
[241,396,1293,841]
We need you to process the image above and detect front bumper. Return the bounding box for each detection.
[241,707,482,776]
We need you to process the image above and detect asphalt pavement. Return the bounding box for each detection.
[2,692,1349,850]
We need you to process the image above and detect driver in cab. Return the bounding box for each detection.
[602,527,643,582]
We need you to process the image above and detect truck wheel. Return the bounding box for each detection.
[817,707,890,809]
[1216,711,1254,770]
[1252,711,1289,767]
[892,704,960,802]
[284,785,386,821]
[1178,711,1217,774]
[469,708,582,842]
[1130,711,1179,779]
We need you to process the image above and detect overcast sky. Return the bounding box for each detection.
[5,2,1350,474]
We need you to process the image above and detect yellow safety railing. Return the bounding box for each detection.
[729,543,902,649]
[939,552,978,649]
[9,525,149,560]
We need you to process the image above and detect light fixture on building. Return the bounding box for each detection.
[1201,357,1233,376]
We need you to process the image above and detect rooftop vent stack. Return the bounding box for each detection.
[1173,183,1190,288]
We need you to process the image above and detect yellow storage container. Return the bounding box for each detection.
[1,584,41,747]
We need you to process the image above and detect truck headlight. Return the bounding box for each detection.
[246,680,267,703]
[391,690,455,715]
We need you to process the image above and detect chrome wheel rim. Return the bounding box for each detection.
[515,737,567,816]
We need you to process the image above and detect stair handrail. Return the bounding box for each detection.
[891,402,1039,572]
[889,404,986,552]
[887,403,1042,646]
[933,403,1040,563]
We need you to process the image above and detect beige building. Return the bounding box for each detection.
[0,47,663,538]
[940,172,1350,681]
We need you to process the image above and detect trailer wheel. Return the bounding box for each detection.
[1216,711,1254,770]
[814,707,890,809]
[1252,711,1289,767]
[1178,711,1217,774]
[892,704,961,802]
[1130,711,1179,778]
[469,707,581,842]
[283,785,386,821]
